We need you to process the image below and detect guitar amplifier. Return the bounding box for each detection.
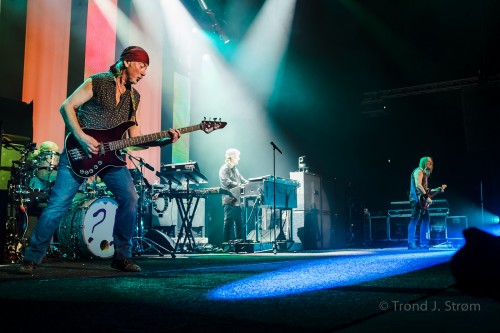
[388,200,449,217]
[446,216,468,239]
[388,201,411,217]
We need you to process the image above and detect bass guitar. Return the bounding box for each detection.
[419,184,447,210]
[65,119,226,178]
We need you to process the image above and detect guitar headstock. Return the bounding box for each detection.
[200,118,227,134]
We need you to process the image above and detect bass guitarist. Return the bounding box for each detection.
[408,156,446,250]
[19,46,180,274]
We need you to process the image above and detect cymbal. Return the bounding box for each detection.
[2,133,31,143]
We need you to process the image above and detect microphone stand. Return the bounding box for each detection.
[126,152,175,258]
[270,141,282,254]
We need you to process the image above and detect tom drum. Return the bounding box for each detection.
[36,151,60,182]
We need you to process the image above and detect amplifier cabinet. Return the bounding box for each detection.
[446,216,468,239]
[369,216,389,241]
[389,215,449,242]
[290,172,331,249]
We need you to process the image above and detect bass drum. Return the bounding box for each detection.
[58,197,117,259]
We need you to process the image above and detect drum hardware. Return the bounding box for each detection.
[73,176,111,202]
[152,190,169,215]
[127,153,176,258]
[3,142,39,263]
[3,141,61,263]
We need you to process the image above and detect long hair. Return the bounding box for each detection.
[109,60,125,76]
[419,156,433,175]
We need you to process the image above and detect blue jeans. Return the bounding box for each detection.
[24,150,138,264]
[407,200,430,245]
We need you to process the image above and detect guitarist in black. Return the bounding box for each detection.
[19,46,180,274]
[408,156,445,250]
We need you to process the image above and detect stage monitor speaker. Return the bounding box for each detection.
[144,229,176,254]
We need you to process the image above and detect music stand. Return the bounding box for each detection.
[157,162,208,253]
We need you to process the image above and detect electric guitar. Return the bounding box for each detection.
[65,119,226,178]
[419,184,447,210]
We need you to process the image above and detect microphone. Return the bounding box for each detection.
[270,141,282,154]
[128,155,155,171]
[138,157,155,172]
[143,162,155,172]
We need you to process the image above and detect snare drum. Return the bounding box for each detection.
[58,197,117,259]
[36,151,60,182]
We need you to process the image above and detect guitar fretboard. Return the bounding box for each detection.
[106,124,202,151]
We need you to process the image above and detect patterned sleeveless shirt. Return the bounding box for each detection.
[76,71,141,129]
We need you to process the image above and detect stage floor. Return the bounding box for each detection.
[1,247,499,332]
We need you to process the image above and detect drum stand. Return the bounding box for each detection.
[4,142,36,263]
[128,153,175,258]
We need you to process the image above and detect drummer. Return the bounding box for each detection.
[28,141,59,160]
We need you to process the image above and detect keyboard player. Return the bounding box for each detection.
[218,148,248,243]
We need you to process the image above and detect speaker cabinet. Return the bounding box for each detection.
[446,216,467,240]
[369,216,389,241]
[290,171,331,249]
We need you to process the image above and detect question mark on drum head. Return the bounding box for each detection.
[91,208,107,233]
[87,208,107,244]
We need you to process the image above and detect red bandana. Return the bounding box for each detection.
[120,46,149,65]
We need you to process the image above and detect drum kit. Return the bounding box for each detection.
[3,138,117,262]
[3,137,173,262]
[3,138,61,262]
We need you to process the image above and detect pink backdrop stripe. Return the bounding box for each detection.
[23,0,72,151]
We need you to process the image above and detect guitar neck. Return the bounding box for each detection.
[110,124,201,151]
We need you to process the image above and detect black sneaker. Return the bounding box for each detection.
[18,261,36,274]
[111,258,141,272]
[408,243,419,250]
